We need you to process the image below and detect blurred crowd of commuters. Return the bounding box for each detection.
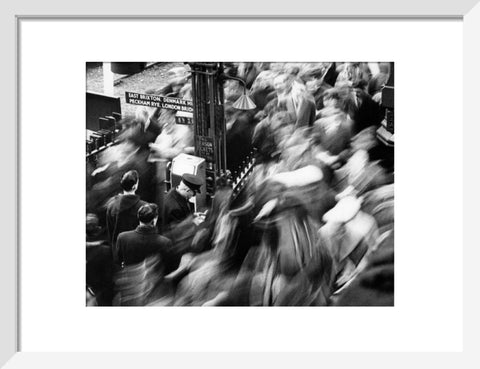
[86,62,394,306]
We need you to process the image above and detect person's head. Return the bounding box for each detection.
[269,63,284,73]
[177,173,203,200]
[167,67,188,93]
[259,62,271,71]
[285,65,300,77]
[323,88,341,109]
[86,213,102,239]
[273,74,293,95]
[305,79,319,94]
[224,80,243,104]
[137,203,158,226]
[121,170,139,193]
[135,107,150,124]
[322,86,357,115]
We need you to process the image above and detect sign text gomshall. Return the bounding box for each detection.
[125,92,194,113]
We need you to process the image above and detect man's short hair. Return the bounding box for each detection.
[120,170,139,191]
[137,203,158,224]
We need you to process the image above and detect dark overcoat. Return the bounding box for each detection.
[106,194,146,254]
[163,188,193,228]
[115,225,173,267]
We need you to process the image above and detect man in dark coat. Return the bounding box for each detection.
[351,82,384,134]
[114,204,175,305]
[115,203,173,267]
[106,170,146,261]
[163,173,203,229]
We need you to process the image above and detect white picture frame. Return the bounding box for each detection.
[2,0,479,367]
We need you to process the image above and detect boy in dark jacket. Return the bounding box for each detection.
[106,170,146,263]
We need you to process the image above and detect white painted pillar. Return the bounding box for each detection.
[103,62,114,96]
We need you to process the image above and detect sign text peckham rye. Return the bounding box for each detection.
[125,92,194,113]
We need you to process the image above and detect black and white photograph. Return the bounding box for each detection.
[86,61,394,307]
[5,1,472,361]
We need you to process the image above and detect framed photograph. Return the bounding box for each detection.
[2,0,479,367]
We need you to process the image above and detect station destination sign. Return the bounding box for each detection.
[125,91,193,113]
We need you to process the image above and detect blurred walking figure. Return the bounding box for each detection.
[148,110,194,161]
[237,62,259,90]
[142,66,192,134]
[86,213,113,306]
[266,73,316,129]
